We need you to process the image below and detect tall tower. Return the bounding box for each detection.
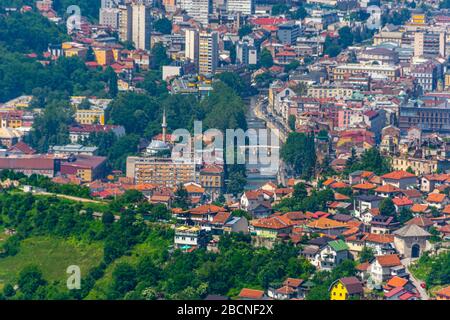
[162,107,167,143]
[185,29,199,67]
[199,31,218,75]
[131,1,152,50]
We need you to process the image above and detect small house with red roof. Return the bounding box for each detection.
[381,170,417,189]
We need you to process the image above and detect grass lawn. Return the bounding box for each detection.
[86,232,170,299]
[0,236,103,291]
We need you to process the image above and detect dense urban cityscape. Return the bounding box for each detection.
[0,0,448,305]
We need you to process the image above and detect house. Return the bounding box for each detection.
[306,217,348,237]
[369,254,404,284]
[238,288,266,300]
[384,276,415,293]
[173,226,207,251]
[354,195,383,219]
[349,170,375,185]
[436,285,450,300]
[393,224,431,259]
[175,204,227,227]
[420,174,450,193]
[316,240,349,271]
[426,192,449,209]
[370,215,400,234]
[240,190,273,218]
[250,215,293,240]
[210,212,249,235]
[375,184,402,198]
[392,197,413,212]
[329,277,364,300]
[384,286,418,300]
[380,170,417,189]
[267,278,305,300]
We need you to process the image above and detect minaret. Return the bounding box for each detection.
[162,107,167,143]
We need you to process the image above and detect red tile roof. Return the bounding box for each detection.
[426,193,447,203]
[376,254,402,267]
[238,288,265,299]
[381,170,416,180]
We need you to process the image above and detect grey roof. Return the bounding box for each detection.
[393,224,431,238]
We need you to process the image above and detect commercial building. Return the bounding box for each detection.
[99,8,120,29]
[277,22,300,45]
[414,31,446,58]
[60,155,107,182]
[236,38,257,65]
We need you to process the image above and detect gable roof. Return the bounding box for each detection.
[327,239,348,252]
[381,170,416,180]
[189,204,227,215]
[307,217,348,230]
[405,216,433,228]
[386,276,408,288]
[338,277,364,295]
[426,193,447,203]
[375,254,402,267]
[238,288,265,299]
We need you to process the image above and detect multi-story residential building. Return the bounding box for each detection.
[226,0,253,15]
[357,47,399,65]
[99,7,120,29]
[198,31,218,75]
[126,156,197,187]
[0,155,59,177]
[174,226,208,250]
[118,3,132,43]
[180,0,211,26]
[414,31,446,58]
[131,2,151,50]
[236,38,257,65]
[185,29,199,67]
[277,22,300,45]
[333,63,400,81]
[410,60,440,92]
[69,124,125,144]
[198,165,224,195]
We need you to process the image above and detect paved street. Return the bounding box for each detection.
[401,258,429,300]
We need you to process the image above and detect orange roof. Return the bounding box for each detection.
[386,276,408,288]
[375,184,401,193]
[426,193,447,203]
[381,170,416,180]
[356,262,370,271]
[334,192,350,201]
[392,197,413,206]
[411,204,428,213]
[330,181,349,189]
[361,171,375,178]
[283,278,303,288]
[323,178,336,186]
[365,233,394,244]
[306,217,348,230]
[251,216,294,230]
[352,183,377,190]
[375,254,402,267]
[436,285,450,298]
[211,211,231,225]
[190,204,227,215]
[238,288,265,299]
[184,184,205,194]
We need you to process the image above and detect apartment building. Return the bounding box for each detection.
[333,63,400,81]
[199,31,218,75]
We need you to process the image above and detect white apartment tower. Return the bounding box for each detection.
[179,0,211,26]
[185,29,199,66]
[226,0,254,15]
[118,3,132,43]
[131,2,152,50]
[199,31,218,75]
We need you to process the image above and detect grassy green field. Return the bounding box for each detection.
[0,236,103,291]
[86,232,170,299]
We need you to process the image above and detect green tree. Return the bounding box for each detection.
[238,25,253,38]
[153,18,172,34]
[379,198,396,217]
[359,246,374,263]
[260,49,274,68]
[288,114,296,131]
[17,265,47,299]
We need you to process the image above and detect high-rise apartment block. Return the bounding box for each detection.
[226,0,254,15]
[131,2,152,50]
[199,31,218,75]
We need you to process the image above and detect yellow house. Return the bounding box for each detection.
[329,277,363,300]
[75,108,105,125]
[94,48,115,66]
[411,13,426,25]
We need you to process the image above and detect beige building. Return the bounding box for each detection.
[333,63,400,81]
[414,31,446,58]
[126,156,196,187]
[131,2,151,50]
[118,4,132,43]
[307,85,355,99]
[391,156,440,175]
[373,31,404,46]
[75,109,105,125]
